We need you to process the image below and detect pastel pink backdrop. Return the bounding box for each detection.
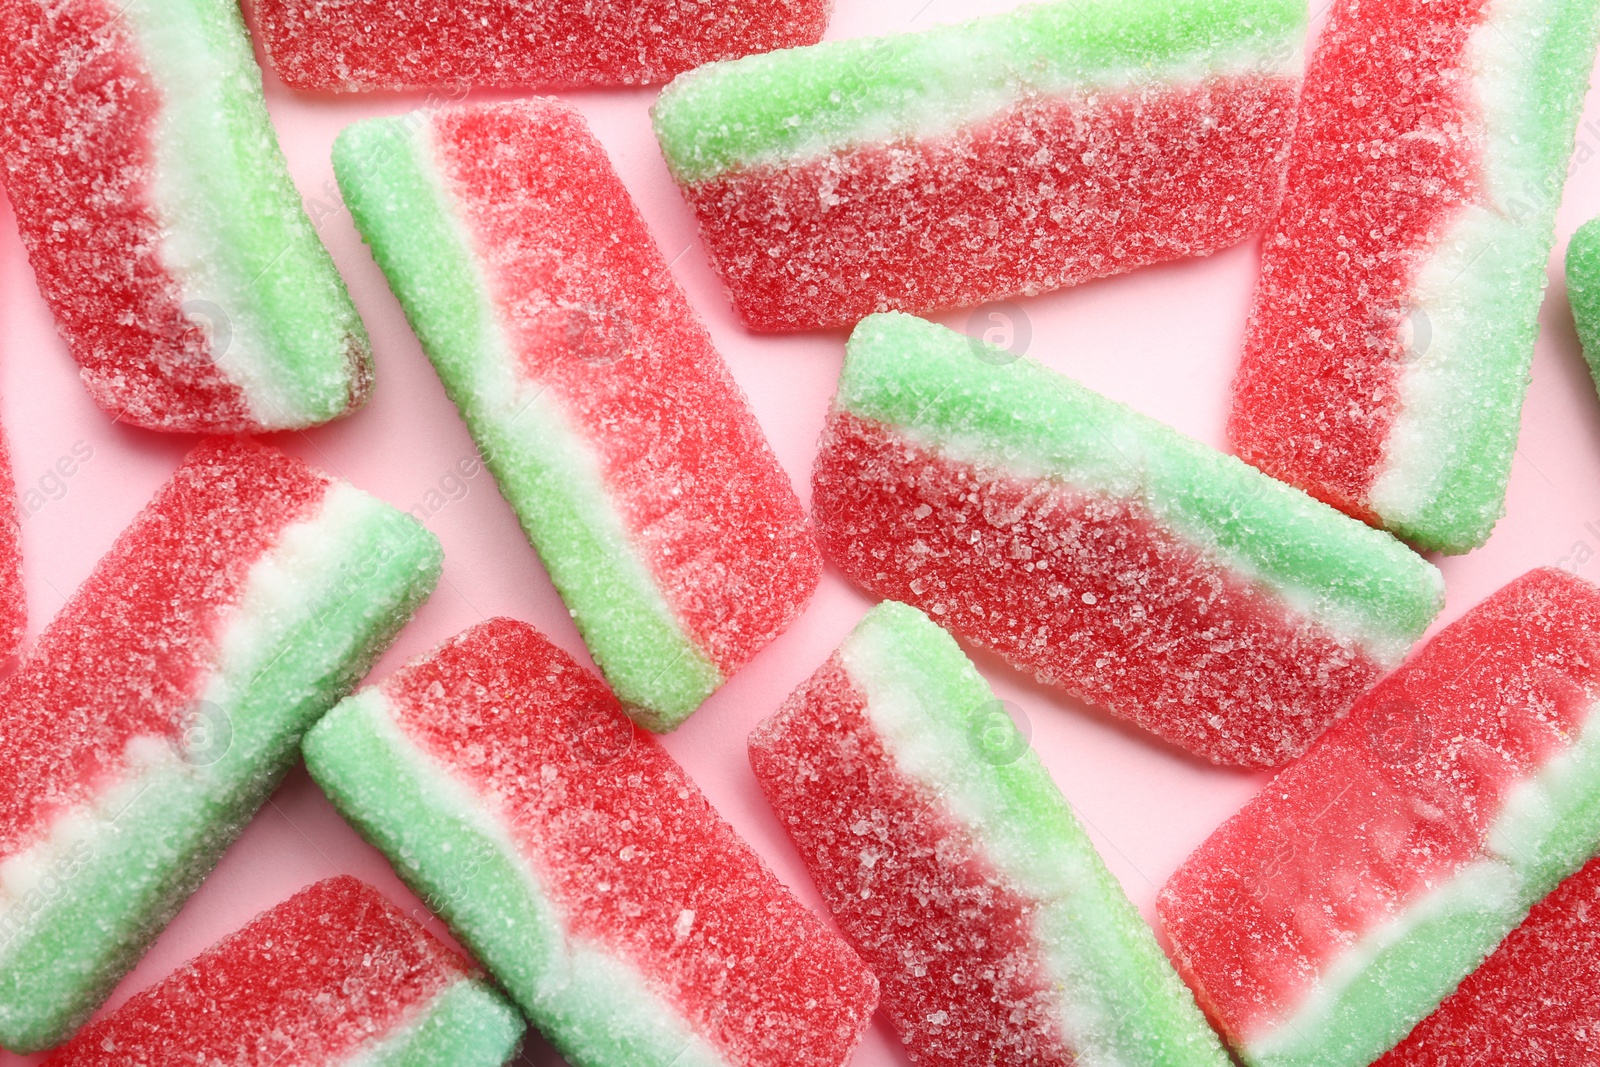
[5,0,1600,1062]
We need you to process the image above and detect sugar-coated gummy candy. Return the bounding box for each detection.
[0,439,442,1052]
[0,422,22,663]
[1228,0,1600,553]
[253,0,831,92]
[749,600,1230,1067]
[0,0,373,432]
[1158,568,1600,1067]
[334,98,820,731]
[302,618,879,1067]
[1373,854,1600,1066]
[813,313,1445,768]
[41,876,523,1066]
[1565,215,1600,397]
[650,0,1307,331]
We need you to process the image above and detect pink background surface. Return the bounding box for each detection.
[6,0,1600,1062]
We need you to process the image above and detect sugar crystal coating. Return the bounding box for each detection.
[254,0,832,91]
[41,876,523,1066]
[651,0,1306,330]
[1159,568,1600,1067]
[335,98,819,729]
[0,421,24,663]
[749,601,1230,1067]
[1228,0,1600,551]
[1565,214,1600,396]
[814,314,1444,768]
[0,439,443,1051]
[304,618,879,1067]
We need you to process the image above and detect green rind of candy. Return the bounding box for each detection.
[652,0,1307,183]
[1565,215,1600,392]
[845,602,1230,1067]
[303,693,726,1067]
[359,977,525,1067]
[0,503,442,1052]
[837,313,1443,658]
[129,0,371,429]
[331,115,721,731]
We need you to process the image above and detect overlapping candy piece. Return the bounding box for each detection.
[43,877,523,1066]
[0,0,373,432]
[303,618,880,1067]
[1229,0,1600,552]
[254,0,831,92]
[813,313,1444,767]
[1159,568,1600,1067]
[1566,215,1600,395]
[0,439,442,1051]
[750,600,1229,1067]
[335,98,819,730]
[1373,854,1600,1067]
[651,0,1307,331]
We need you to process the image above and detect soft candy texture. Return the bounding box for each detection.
[253,0,831,92]
[813,313,1445,768]
[1228,0,1600,552]
[1566,215,1600,394]
[749,601,1229,1067]
[0,422,22,662]
[650,0,1307,331]
[1373,854,1600,1066]
[0,0,373,432]
[302,618,879,1067]
[42,877,523,1066]
[0,439,442,1051]
[334,99,819,730]
[1158,568,1600,1067]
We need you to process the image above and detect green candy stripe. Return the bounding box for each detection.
[836,313,1442,660]
[1565,215,1600,395]
[840,602,1231,1066]
[332,114,721,730]
[0,492,442,1052]
[652,0,1306,183]
[353,976,525,1067]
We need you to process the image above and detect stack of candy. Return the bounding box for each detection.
[0,439,441,1051]
[0,0,372,432]
[1374,855,1600,1066]
[303,618,879,1067]
[750,600,1230,1067]
[335,99,819,730]
[42,877,524,1066]
[651,0,1308,330]
[254,0,832,91]
[1229,0,1600,551]
[1159,568,1600,1067]
[813,312,1445,767]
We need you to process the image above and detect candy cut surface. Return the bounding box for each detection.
[254,0,831,92]
[1158,568,1600,1067]
[0,0,373,432]
[749,600,1230,1067]
[813,313,1445,768]
[42,876,523,1066]
[334,98,819,730]
[303,618,879,1067]
[1373,854,1600,1066]
[0,439,442,1051]
[651,0,1307,331]
[1566,215,1600,396]
[1228,0,1600,552]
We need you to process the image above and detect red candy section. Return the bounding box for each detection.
[1158,569,1600,1043]
[0,0,253,429]
[383,618,878,1067]
[750,657,1074,1066]
[254,0,829,91]
[682,75,1298,331]
[813,412,1383,768]
[0,419,24,662]
[43,877,469,1065]
[0,439,327,861]
[1375,855,1600,1066]
[1229,0,1485,515]
[430,102,819,676]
